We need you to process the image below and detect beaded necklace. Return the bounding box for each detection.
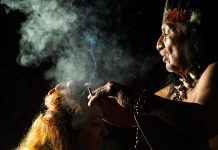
[133,71,200,149]
[173,72,198,101]
[173,66,203,101]
[133,66,203,149]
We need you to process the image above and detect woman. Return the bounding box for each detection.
[16,80,108,150]
[87,0,218,149]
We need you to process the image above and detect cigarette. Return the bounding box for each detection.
[88,87,93,96]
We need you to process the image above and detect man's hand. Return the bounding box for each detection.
[88,81,134,107]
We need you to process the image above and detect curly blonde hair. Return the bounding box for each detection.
[16,84,87,150]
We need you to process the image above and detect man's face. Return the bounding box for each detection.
[156,22,188,74]
[76,103,108,150]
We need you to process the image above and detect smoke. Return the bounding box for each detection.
[1,0,160,87]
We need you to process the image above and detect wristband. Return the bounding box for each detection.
[134,90,150,115]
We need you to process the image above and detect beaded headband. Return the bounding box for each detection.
[163,8,201,24]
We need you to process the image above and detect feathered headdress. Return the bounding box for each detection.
[163,0,202,24]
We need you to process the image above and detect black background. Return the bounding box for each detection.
[0,1,167,149]
[0,5,52,150]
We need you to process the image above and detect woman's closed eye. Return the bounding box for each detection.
[91,119,103,127]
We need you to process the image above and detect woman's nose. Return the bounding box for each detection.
[156,34,164,51]
[101,124,109,136]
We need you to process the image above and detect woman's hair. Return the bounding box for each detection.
[16,81,88,150]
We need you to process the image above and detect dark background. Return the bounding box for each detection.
[0,1,167,149]
[0,5,52,150]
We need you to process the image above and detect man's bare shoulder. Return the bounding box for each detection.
[199,62,218,86]
[195,61,218,104]
[205,61,218,73]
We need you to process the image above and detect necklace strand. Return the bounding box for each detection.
[173,72,198,101]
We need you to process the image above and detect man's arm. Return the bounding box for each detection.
[147,62,218,138]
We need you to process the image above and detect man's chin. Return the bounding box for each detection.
[166,65,174,73]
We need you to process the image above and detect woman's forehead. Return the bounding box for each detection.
[87,104,102,117]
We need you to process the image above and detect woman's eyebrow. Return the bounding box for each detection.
[89,114,102,120]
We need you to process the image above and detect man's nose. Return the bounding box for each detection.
[156,34,164,51]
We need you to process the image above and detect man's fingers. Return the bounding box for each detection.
[88,95,97,106]
[87,82,116,106]
[88,94,92,99]
[88,98,92,106]
[87,88,107,106]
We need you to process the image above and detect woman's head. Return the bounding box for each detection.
[74,102,109,150]
[44,80,89,130]
[17,80,108,150]
[45,80,109,150]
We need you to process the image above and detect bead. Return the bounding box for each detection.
[133,90,151,149]
[134,90,149,115]
[173,69,199,101]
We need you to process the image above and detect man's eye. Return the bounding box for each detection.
[165,29,171,35]
[164,32,169,35]
[164,29,174,37]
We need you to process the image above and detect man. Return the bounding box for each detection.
[88,0,218,149]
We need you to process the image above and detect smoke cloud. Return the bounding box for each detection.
[1,0,160,87]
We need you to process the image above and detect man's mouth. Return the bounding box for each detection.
[162,57,167,63]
